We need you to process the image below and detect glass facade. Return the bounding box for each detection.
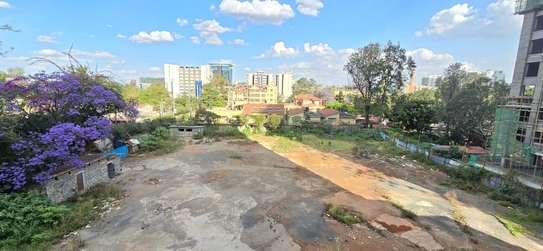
[209,63,233,85]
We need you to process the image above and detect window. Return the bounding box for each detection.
[516,128,527,142]
[539,108,543,121]
[519,110,531,122]
[532,39,543,54]
[526,62,540,77]
[535,131,543,144]
[536,15,543,31]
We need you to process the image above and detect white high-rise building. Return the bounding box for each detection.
[275,73,293,100]
[164,63,232,98]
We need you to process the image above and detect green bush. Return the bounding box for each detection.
[444,165,488,191]
[112,118,177,141]
[139,127,182,154]
[0,184,122,250]
[193,126,246,140]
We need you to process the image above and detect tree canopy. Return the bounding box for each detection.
[344,41,415,127]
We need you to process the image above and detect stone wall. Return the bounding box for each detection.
[45,155,121,203]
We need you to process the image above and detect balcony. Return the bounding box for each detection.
[503,96,534,108]
[516,0,543,14]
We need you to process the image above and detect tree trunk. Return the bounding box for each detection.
[365,104,371,128]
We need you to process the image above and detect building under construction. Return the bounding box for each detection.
[496,0,543,178]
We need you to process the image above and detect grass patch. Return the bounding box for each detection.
[499,207,543,237]
[271,137,302,153]
[0,183,123,250]
[193,126,247,140]
[324,203,363,226]
[496,216,526,237]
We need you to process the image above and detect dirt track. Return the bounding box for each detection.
[251,134,543,251]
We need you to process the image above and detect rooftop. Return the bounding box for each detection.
[515,0,543,14]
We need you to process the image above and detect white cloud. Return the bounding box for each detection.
[190,36,201,44]
[417,0,521,38]
[230,38,246,46]
[176,18,189,26]
[36,35,57,44]
[128,31,176,43]
[193,19,231,45]
[257,41,299,58]
[0,1,11,8]
[295,0,323,16]
[303,42,333,56]
[219,0,295,25]
[35,49,115,59]
[116,34,127,39]
[407,48,455,78]
[148,66,161,72]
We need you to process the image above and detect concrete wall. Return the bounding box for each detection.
[45,155,121,203]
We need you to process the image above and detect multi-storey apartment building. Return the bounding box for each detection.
[227,84,278,109]
[247,71,293,101]
[164,63,233,98]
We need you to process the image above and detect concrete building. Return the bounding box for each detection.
[227,84,278,109]
[164,63,233,98]
[45,155,121,202]
[502,0,543,177]
[247,72,293,101]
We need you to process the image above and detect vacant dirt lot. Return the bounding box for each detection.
[75,138,543,251]
[78,140,415,250]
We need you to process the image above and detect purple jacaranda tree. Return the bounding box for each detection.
[0,72,137,190]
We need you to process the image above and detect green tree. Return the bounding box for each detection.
[344,42,415,127]
[390,95,436,134]
[267,114,283,130]
[195,108,219,125]
[0,71,6,82]
[410,88,438,102]
[201,76,227,108]
[292,77,319,96]
[175,95,199,115]
[121,82,141,102]
[437,63,510,146]
[437,63,465,105]
[139,83,169,106]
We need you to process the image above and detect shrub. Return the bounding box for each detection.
[444,165,488,191]
[193,126,246,140]
[0,184,122,250]
[267,114,283,130]
[139,127,182,154]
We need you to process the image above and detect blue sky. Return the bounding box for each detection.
[0,0,522,84]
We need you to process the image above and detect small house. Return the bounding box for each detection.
[45,154,121,202]
[286,108,305,125]
[319,109,340,124]
[242,103,286,117]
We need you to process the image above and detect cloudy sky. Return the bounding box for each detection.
[0,0,522,84]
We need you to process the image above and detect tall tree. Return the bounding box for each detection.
[344,42,414,127]
[437,63,465,104]
[201,75,228,108]
[292,77,319,96]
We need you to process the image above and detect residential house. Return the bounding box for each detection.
[286,108,305,125]
[293,94,324,111]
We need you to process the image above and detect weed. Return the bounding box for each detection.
[0,184,123,250]
[324,203,363,226]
